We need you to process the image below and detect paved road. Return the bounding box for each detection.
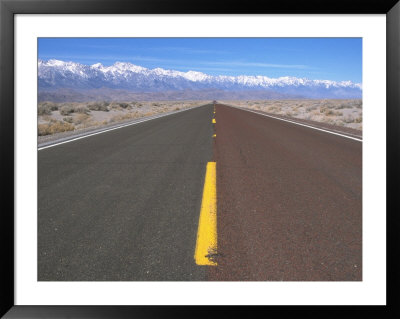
[208,104,362,281]
[38,104,214,280]
[38,102,362,281]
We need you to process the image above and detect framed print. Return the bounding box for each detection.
[1,0,399,318]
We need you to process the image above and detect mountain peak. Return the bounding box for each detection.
[110,61,147,72]
[91,63,103,68]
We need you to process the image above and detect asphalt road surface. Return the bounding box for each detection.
[38,103,362,281]
[38,104,214,280]
[208,104,362,281]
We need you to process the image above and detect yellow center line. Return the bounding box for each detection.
[195,162,217,266]
[212,118,216,124]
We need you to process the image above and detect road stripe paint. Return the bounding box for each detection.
[213,134,216,138]
[195,162,217,266]
[212,119,216,124]
[227,105,362,142]
[38,104,209,150]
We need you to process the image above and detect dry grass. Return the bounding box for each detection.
[72,113,91,125]
[38,121,74,136]
[109,112,140,123]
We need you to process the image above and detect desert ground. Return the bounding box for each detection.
[221,99,362,131]
[37,99,362,140]
[38,100,208,137]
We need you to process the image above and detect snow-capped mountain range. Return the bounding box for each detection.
[38,59,362,99]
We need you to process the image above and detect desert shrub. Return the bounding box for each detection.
[306,105,317,112]
[335,121,345,126]
[73,113,90,125]
[38,105,52,115]
[175,107,180,111]
[321,107,334,116]
[335,103,348,109]
[41,115,53,122]
[323,117,335,124]
[109,102,120,109]
[268,106,279,112]
[38,124,49,136]
[343,115,355,123]
[152,103,159,107]
[60,105,74,115]
[88,102,109,112]
[46,102,58,109]
[324,108,343,116]
[118,102,130,109]
[38,102,60,115]
[73,105,90,114]
[38,102,58,114]
[38,121,74,136]
[355,116,362,123]
[63,116,73,123]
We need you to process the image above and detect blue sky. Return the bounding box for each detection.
[38,38,362,83]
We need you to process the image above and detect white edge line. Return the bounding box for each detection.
[226,104,363,142]
[38,104,208,150]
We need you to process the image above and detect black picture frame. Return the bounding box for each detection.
[1,0,399,317]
